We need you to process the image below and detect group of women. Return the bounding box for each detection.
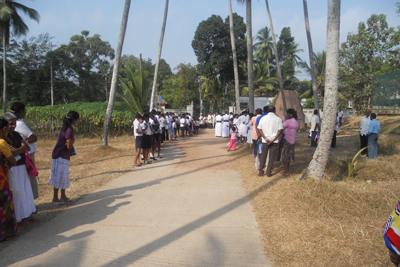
[0,102,79,242]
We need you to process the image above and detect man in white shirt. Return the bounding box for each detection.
[207,113,212,129]
[360,109,371,155]
[134,116,144,166]
[180,116,186,138]
[310,110,320,147]
[159,114,166,143]
[257,106,283,177]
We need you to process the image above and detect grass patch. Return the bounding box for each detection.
[235,116,400,266]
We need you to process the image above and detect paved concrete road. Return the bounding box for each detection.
[1,130,270,267]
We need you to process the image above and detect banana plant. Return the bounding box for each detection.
[340,147,368,178]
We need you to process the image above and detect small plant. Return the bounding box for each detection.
[339,147,367,178]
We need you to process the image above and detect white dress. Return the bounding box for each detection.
[13,165,36,222]
[247,123,252,144]
[222,114,230,138]
[215,115,223,137]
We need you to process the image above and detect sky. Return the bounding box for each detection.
[21,0,399,79]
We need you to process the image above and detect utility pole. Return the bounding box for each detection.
[50,60,54,106]
[199,87,202,117]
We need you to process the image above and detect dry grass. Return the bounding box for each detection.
[0,135,137,250]
[235,116,400,266]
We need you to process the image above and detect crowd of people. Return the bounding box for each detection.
[212,105,299,177]
[133,110,204,166]
[0,102,79,242]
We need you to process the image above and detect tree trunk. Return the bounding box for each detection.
[229,0,241,114]
[3,32,6,113]
[101,0,131,146]
[246,0,254,113]
[303,0,319,112]
[149,0,169,111]
[301,0,341,180]
[265,0,287,118]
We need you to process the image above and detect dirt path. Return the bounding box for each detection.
[1,130,269,266]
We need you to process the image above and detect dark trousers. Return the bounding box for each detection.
[252,139,258,156]
[331,130,337,148]
[161,127,166,142]
[360,134,368,155]
[207,123,212,129]
[311,131,318,147]
[259,142,278,176]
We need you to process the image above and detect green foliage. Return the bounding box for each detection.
[339,14,400,111]
[303,97,323,109]
[161,63,200,109]
[340,147,367,178]
[119,64,153,114]
[24,102,133,136]
[241,62,278,97]
[253,26,273,75]
[192,13,247,82]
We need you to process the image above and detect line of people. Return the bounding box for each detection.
[215,105,299,177]
[133,110,202,166]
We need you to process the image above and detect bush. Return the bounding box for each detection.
[24,102,134,137]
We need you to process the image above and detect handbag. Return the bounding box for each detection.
[25,149,39,177]
[70,145,78,156]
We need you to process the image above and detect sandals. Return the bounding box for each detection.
[51,201,65,205]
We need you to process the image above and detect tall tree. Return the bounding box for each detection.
[264,0,287,117]
[254,26,273,77]
[0,0,39,112]
[339,14,400,111]
[303,0,319,112]
[149,0,169,111]
[228,0,240,114]
[102,0,131,146]
[302,0,341,180]
[237,0,255,113]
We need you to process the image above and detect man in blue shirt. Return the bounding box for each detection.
[367,113,380,159]
[255,106,268,127]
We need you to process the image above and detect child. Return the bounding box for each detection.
[134,116,144,166]
[143,114,152,164]
[172,119,177,140]
[228,126,238,151]
[49,111,79,204]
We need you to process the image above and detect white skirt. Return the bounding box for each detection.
[215,123,222,137]
[12,165,36,222]
[49,158,70,190]
[247,128,253,144]
[239,124,247,137]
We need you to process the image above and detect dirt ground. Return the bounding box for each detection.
[234,116,400,266]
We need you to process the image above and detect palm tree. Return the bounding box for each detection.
[303,0,319,112]
[202,77,221,112]
[119,64,153,114]
[264,0,287,118]
[302,0,341,180]
[0,0,39,112]
[102,0,131,146]
[149,0,169,111]
[298,51,326,98]
[237,0,254,113]
[253,26,273,77]
[241,62,278,97]
[228,0,240,114]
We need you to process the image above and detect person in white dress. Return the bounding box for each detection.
[238,111,249,144]
[2,112,35,221]
[215,113,223,137]
[222,113,230,138]
[11,102,39,201]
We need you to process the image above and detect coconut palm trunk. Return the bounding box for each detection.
[265,0,287,117]
[2,32,6,113]
[229,0,240,113]
[102,0,131,146]
[149,0,169,111]
[303,0,319,112]
[246,0,254,113]
[301,0,341,180]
